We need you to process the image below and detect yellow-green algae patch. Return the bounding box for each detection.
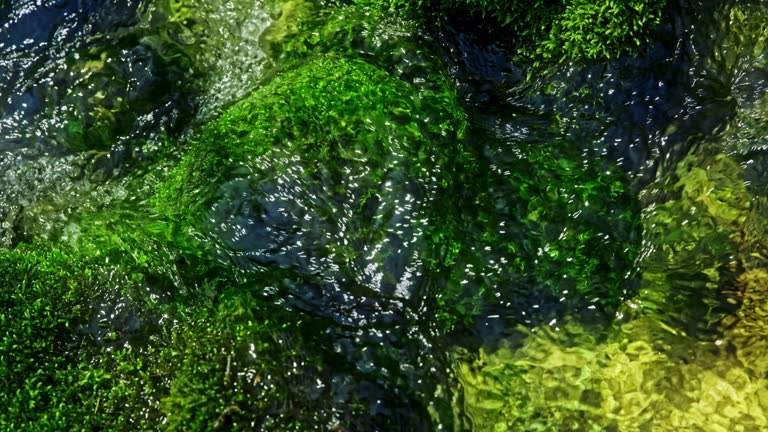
[455,317,768,432]
[636,149,753,333]
[724,269,768,374]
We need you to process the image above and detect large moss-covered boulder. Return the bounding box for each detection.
[156,55,468,303]
[154,55,470,426]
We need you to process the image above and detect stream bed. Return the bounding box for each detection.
[2,0,768,430]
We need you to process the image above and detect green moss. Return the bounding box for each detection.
[636,150,753,335]
[0,53,467,420]
[3,52,472,428]
[437,142,640,331]
[0,248,84,428]
[537,0,666,62]
[353,0,667,63]
[156,56,463,217]
[0,246,152,430]
[0,237,366,430]
[160,290,362,431]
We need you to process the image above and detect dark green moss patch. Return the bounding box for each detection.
[436,141,641,332]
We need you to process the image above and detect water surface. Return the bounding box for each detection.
[3,0,768,430]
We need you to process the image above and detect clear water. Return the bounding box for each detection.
[3,0,768,430]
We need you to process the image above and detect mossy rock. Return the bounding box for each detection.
[0,239,373,430]
[353,0,667,63]
[0,160,374,430]
[436,140,641,332]
[50,36,194,152]
[453,317,768,431]
[152,55,471,427]
[155,55,468,301]
[3,53,471,429]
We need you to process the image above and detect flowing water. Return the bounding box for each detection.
[3,0,768,430]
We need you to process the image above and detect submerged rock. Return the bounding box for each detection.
[156,54,470,427]
[156,55,467,316]
[451,90,768,432]
[447,4,768,426]
[0,0,196,247]
[435,125,641,335]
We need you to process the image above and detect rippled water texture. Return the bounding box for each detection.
[0,0,188,246]
[448,1,768,430]
[4,0,768,430]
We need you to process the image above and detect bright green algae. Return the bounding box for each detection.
[155,55,467,221]
[454,317,768,431]
[0,244,370,430]
[353,0,667,63]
